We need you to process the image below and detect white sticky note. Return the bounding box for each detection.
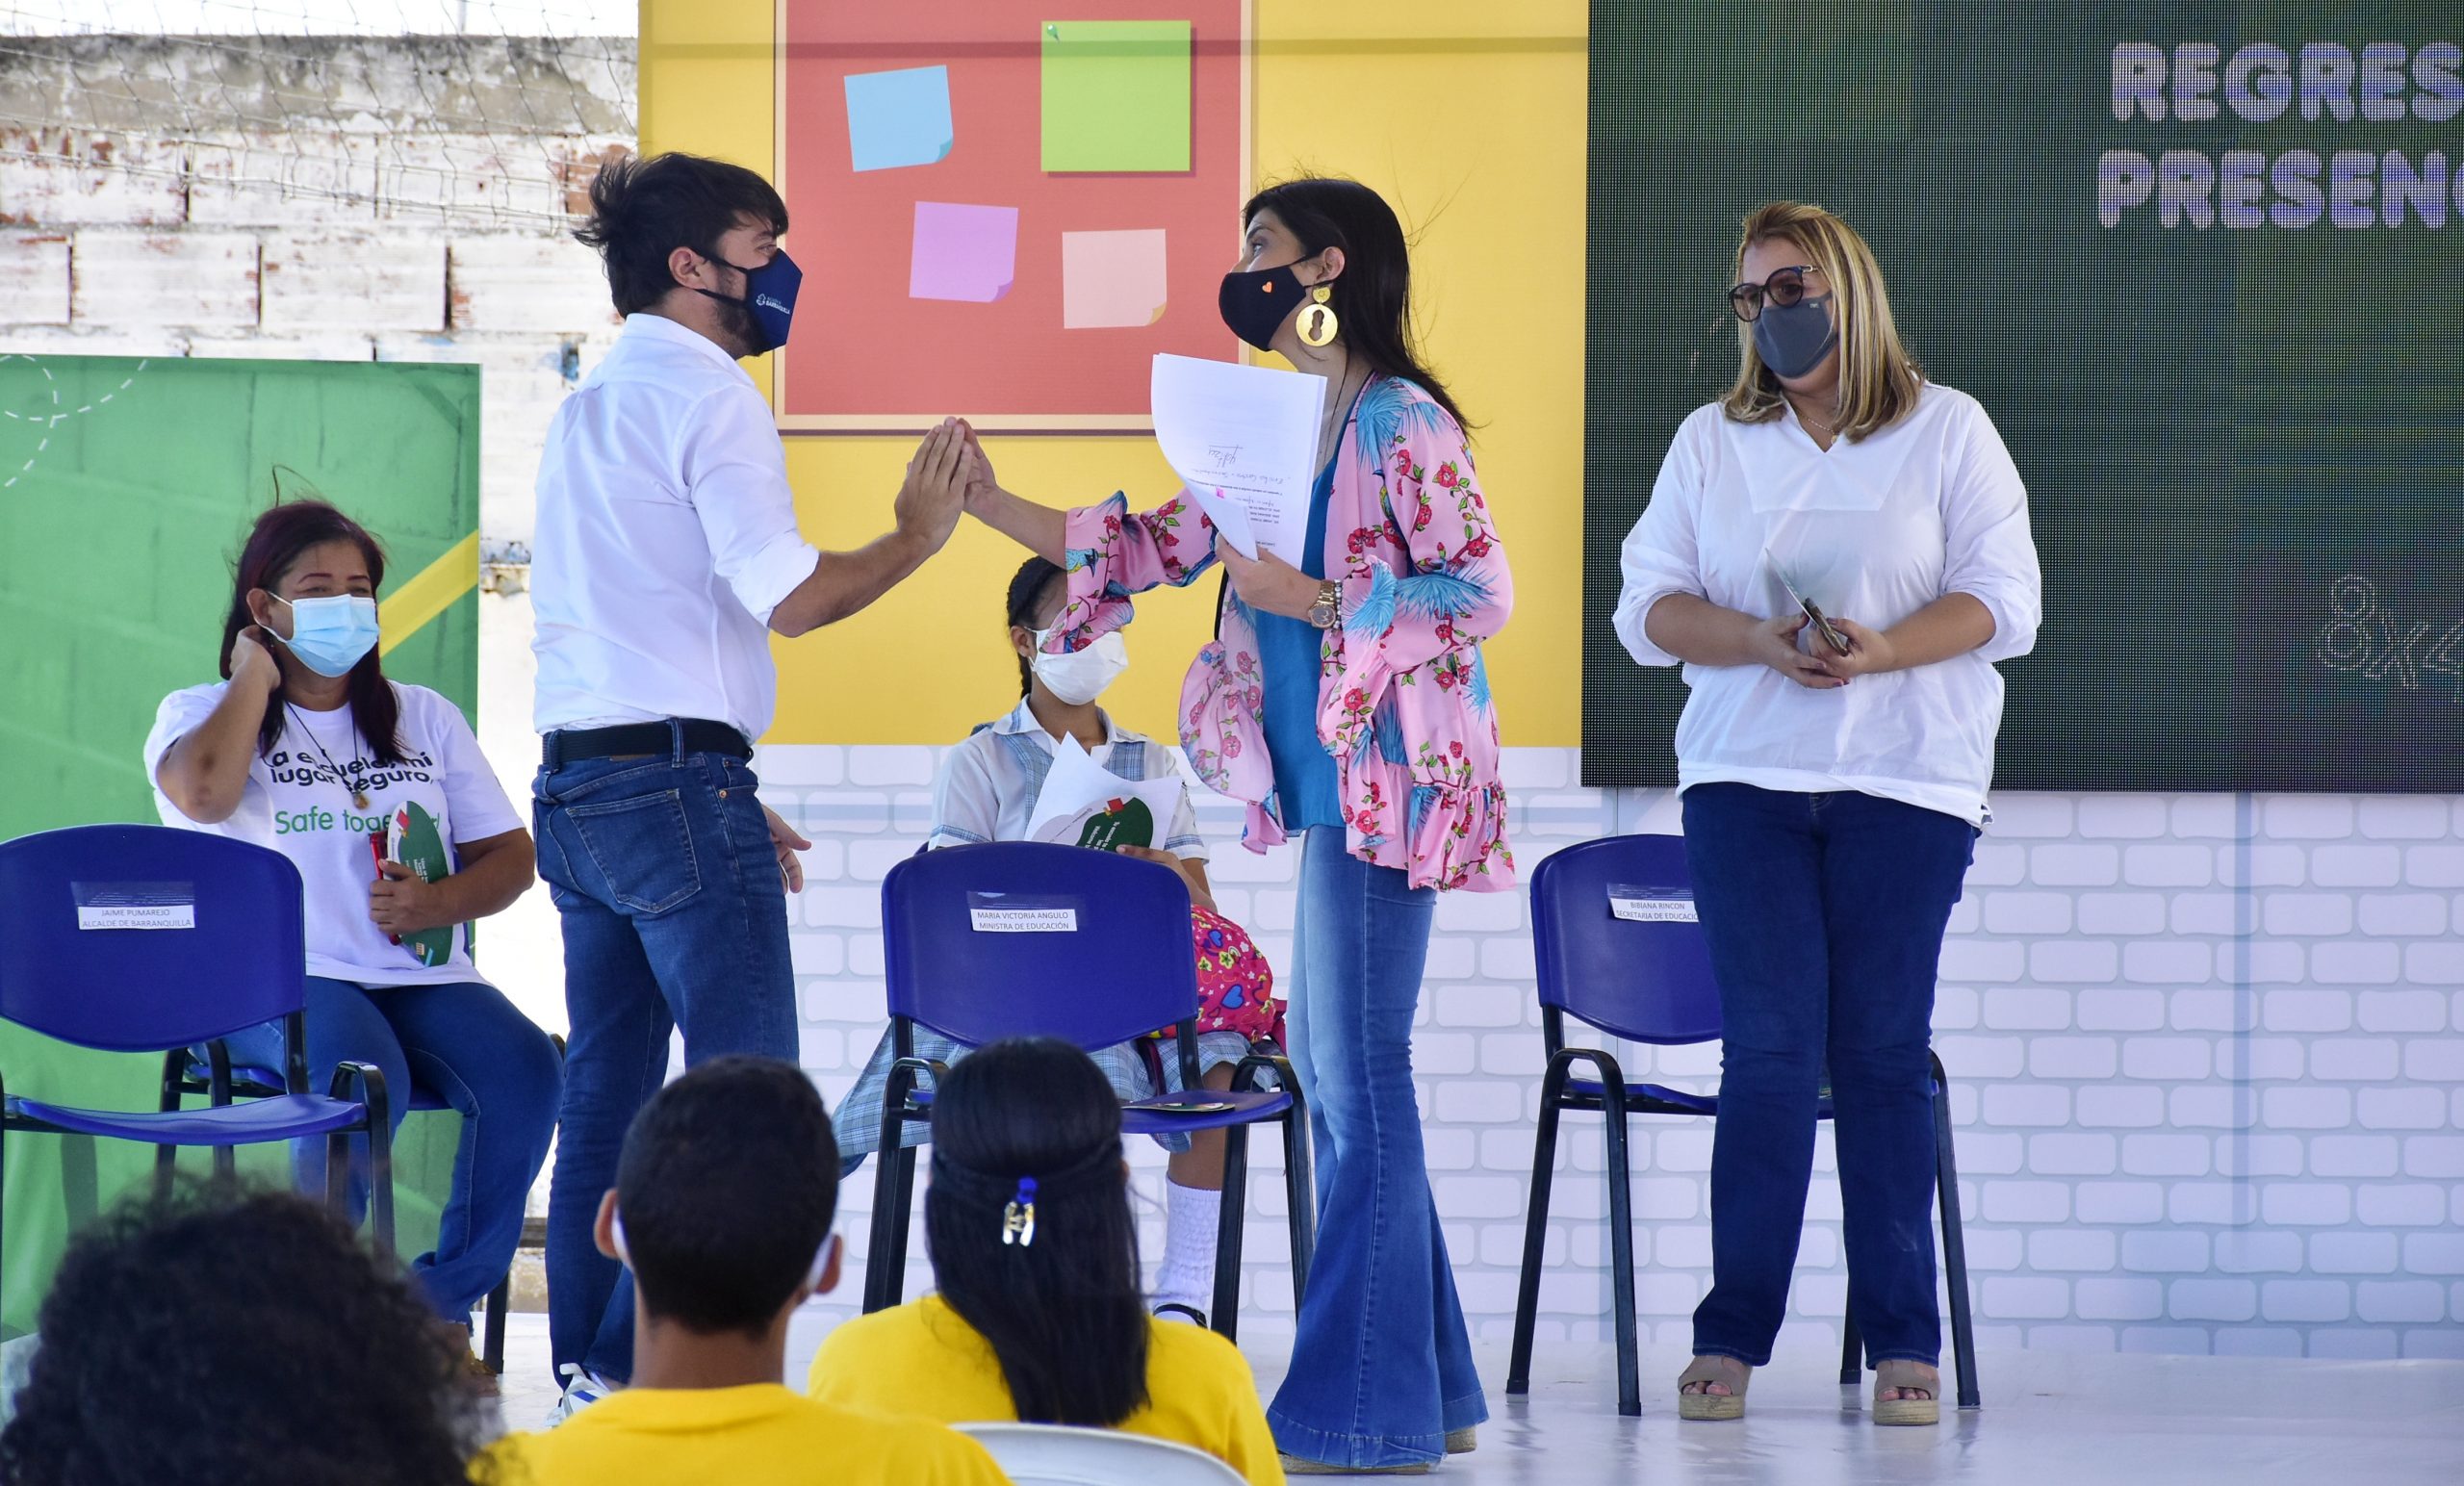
[1062,228,1168,328]
[1608,895,1697,923]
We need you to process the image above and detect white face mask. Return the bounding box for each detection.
[1029,628,1130,705]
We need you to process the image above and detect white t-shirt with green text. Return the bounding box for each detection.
[143,681,524,987]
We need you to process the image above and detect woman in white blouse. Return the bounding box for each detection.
[1614,201,2040,1426]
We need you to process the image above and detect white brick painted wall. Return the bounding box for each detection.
[764,745,2464,1364]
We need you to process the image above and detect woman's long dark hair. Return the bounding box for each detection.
[925,1038,1150,1426]
[1005,556,1065,698]
[1244,175,1470,431]
[223,500,405,765]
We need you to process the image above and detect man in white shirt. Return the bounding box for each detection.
[529,151,972,1415]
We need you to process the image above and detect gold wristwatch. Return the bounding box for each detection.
[1307,578,1343,630]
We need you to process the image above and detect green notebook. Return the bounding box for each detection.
[381,801,460,968]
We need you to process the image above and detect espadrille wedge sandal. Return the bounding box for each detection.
[1677,1355,1751,1421]
[1872,1360,1941,1425]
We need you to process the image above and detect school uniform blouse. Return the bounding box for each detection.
[925,700,1208,859]
[1613,383,2041,826]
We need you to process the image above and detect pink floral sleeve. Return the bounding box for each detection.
[1043,492,1221,653]
[1321,400,1513,756]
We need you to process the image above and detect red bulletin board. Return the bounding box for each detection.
[775,1,1251,432]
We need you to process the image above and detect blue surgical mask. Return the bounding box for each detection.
[270,593,380,678]
[1753,292,1837,380]
[695,248,802,354]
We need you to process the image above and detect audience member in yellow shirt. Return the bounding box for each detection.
[808,1038,1283,1486]
[479,1058,1007,1486]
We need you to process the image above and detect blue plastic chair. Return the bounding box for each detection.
[172,1053,549,1373]
[1502,833,1979,1417]
[863,843,1315,1342]
[0,825,395,1306]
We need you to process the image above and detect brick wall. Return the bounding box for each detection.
[764,743,2464,1366]
[0,35,633,543]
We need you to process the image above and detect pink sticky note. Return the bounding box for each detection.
[1061,228,1168,329]
[910,201,1018,303]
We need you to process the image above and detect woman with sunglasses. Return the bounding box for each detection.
[1612,202,2040,1424]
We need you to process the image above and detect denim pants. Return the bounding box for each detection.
[1681,783,1976,1369]
[1267,829,1486,1469]
[532,743,799,1385]
[225,976,561,1320]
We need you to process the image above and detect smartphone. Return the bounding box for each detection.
[1770,564,1852,655]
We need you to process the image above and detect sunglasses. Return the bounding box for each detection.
[1727,265,1825,323]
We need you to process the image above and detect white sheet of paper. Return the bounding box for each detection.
[1150,352,1325,561]
[1022,735,1187,849]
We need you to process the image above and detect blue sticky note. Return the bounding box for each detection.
[844,65,954,172]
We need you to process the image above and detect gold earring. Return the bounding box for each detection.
[1297,284,1339,347]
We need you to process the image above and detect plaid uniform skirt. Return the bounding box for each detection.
[834,1025,1252,1167]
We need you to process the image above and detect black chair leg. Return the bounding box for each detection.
[325,1125,351,1216]
[1506,1064,1566,1396]
[1603,1094,1640,1418]
[1277,1092,1316,1306]
[1840,1300,1863,1384]
[482,1276,510,1375]
[866,1063,915,1315]
[1933,1058,1980,1410]
[1212,1122,1250,1344]
[354,1063,396,1259]
[155,1051,184,1195]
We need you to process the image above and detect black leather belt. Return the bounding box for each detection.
[543,718,752,766]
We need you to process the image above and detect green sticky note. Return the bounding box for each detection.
[1040,19,1193,173]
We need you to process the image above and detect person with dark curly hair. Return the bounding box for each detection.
[0,1186,494,1486]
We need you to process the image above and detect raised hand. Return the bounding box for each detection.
[230,625,284,697]
[894,418,971,553]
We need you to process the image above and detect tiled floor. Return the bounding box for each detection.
[492,1316,2464,1483]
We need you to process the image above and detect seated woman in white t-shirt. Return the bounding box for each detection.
[145,500,562,1330]
[836,556,1279,1327]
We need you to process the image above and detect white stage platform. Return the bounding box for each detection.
[491,1317,2464,1483]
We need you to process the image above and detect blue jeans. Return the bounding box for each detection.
[532,744,799,1385]
[1267,829,1485,1469]
[225,976,561,1320]
[1681,783,1976,1369]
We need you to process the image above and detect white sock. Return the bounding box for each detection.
[1153,1179,1221,1319]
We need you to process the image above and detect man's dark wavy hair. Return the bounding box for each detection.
[574,151,790,317]
[0,1185,491,1486]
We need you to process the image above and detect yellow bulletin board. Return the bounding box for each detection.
[639,0,1587,750]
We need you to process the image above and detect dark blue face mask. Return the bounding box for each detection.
[1752,291,1836,380]
[694,248,801,354]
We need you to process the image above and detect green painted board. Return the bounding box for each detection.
[0,353,480,841]
[0,354,483,1336]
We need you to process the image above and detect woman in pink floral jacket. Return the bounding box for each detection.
[964,177,1511,1473]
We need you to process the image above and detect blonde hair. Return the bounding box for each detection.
[1719,201,1923,443]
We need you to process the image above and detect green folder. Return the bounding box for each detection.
[384,801,460,969]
